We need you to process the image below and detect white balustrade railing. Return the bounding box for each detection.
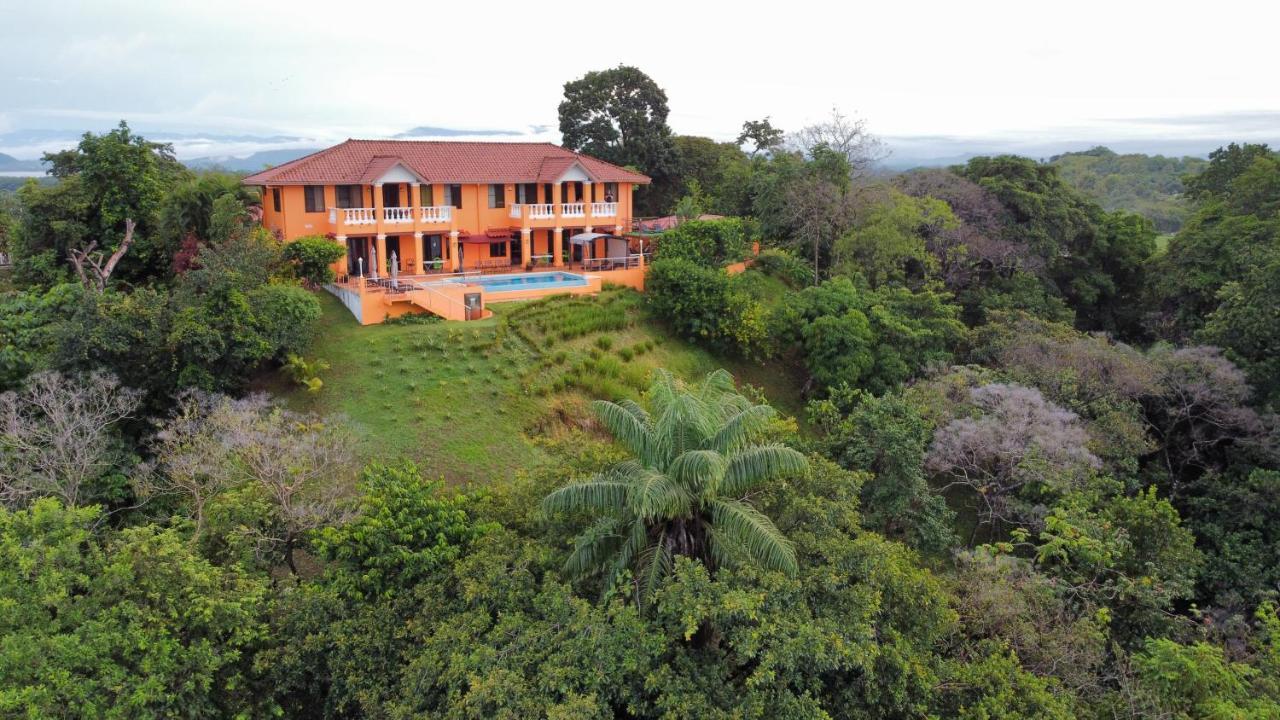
[420,205,451,223]
[527,203,555,219]
[383,207,413,224]
[341,208,377,225]
[562,202,585,217]
[590,202,618,217]
[509,205,523,219]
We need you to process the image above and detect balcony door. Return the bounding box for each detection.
[510,235,522,266]
[382,183,401,208]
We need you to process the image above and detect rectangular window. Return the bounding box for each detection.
[271,188,281,212]
[421,184,433,206]
[304,185,325,213]
[604,182,619,202]
[335,184,363,209]
[489,241,507,257]
[488,183,505,209]
[447,184,463,209]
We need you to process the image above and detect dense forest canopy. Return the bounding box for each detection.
[2,69,1279,719]
[1050,146,1208,233]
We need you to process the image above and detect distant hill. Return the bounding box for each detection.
[0,153,44,172]
[1049,146,1207,232]
[185,148,320,172]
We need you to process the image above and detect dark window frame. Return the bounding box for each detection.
[448,184,463,209]
[271,187,281,212]
[304,185,325,213]
[489,241,507,257]
[488,183,506,209]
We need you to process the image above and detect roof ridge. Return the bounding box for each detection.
[241,140,351,182]
[347,138,562,147]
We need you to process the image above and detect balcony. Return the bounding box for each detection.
[590,202,618,217]
[332,207,377,225]
[562,202,585,218]
[383,207,414,225]
[419,205,452,224]
[509,203,555,220]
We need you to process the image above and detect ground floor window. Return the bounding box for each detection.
[489,241,507,257]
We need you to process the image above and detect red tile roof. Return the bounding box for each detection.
[241,139,651,186]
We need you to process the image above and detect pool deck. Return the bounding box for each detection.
[327,264,647,324]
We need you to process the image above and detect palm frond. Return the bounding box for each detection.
[593,399,652,461]
[602,518,650,596]
[630,467,693,520]
[616,398,650,423]
[667,449,728,498]
[634,529,672,608]
[645,369,680,418]
[653,392,716,462]
[710,498,798,576]
[709,404,776,455]
[719,444,809,497]
[542,478,632,515]
[563,516,623,579]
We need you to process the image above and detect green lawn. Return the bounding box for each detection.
[275,287,807,486]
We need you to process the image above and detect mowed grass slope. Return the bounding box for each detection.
[278,286,806,485]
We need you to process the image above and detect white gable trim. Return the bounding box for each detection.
[376,162,425,185]
[555,161,594,183]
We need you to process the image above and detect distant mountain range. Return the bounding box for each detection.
[185,148,322,172]
[0,152,44,172]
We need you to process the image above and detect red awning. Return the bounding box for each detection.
[457,229,514,244]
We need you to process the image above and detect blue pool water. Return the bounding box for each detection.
[449,271,588,293]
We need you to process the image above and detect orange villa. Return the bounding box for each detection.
[243,140,652,323]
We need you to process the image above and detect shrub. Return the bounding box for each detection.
[595,336,614,351]
[753,248,814,287]
[655,218,753,267]
[283,235,346,286]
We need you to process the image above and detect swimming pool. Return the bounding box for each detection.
[448,271,589,293]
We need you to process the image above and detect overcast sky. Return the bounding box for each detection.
[3,0,1278,161]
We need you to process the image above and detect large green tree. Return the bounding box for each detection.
[542,369,808,606]
[558,65,675,214]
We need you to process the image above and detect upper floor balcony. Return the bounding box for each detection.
[329,205,454,234]
[507,202,619,227]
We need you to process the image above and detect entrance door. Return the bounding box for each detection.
[510,236,523,266]
[385,236,402,272]
[347,237,369,276]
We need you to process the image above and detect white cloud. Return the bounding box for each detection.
[1,0,1277,159]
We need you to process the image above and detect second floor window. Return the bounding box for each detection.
[604,183,618,203]
[271,188,281,212]
[488,183,505,209]
[304,186,325,213]
[446,184,463,209]
[516,183,537,204]
[335,184,363,208]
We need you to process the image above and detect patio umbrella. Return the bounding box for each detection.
[370,246,378,280]
[390,251,399,288]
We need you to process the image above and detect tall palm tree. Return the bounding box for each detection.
[542,369,808,606]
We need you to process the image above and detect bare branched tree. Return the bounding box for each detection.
[68,218,136,293]
[141,391,239,540]
[146,393,358,572]
[788,107,888,181]
[784,174,861,283]
[0,371,141,508]
[925,383,1100,531]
